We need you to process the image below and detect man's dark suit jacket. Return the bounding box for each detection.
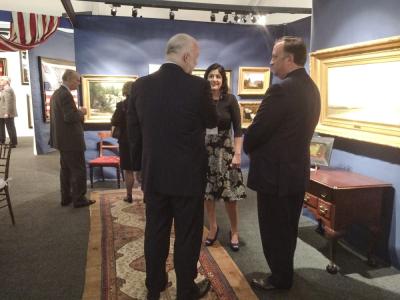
[49,85,85,151]
[243,68,321,196]
[127,63,218,197]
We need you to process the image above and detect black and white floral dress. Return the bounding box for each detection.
[205,94,246,202]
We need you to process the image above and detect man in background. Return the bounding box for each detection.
[49,69,95,208]
[244,36,321,290]
[127,33,217,300]
[0,76,18,147]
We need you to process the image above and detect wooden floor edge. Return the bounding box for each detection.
[82,191,102,300]
[203,229,258,299]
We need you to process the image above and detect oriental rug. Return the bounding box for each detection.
[82,189,256,300]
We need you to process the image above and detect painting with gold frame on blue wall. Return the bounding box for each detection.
[81,75,138,123]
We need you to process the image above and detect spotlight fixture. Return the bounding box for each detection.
[233,13,239,23]
[210,12,216,22]
[111,6,117,16]
[222,13,229,23]
[169,9,175,20]
[132,8,138,18]
[241,15,247,23]
[251,14,257,23]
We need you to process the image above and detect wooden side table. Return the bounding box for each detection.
[305,168,392,274]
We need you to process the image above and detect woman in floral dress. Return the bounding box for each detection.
[203,63,246,251]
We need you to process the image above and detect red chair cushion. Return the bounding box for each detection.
[89,156,120,167]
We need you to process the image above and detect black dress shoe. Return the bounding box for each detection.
[74,199,96,208]
[205,227,219,246]
[192,278,211,299]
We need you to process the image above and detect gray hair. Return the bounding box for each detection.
[62,69,79,82]
[165,33,196,56]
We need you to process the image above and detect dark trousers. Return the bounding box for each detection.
[60,151,87,204]
[257,191,305,288]
[144,191,204,300]
[0,118,17,145]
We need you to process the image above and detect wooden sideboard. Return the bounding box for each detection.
[304,168,392,274]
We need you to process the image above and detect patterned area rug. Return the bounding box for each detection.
[82,189,256,300]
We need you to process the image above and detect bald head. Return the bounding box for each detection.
[0,76,10,88]
[165,33,199,74]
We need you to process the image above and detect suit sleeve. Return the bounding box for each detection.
[111,102,123,126]
[127,84,142,170]
[243,84,287,154]
[201,81,218,128]
[61,92,83,123]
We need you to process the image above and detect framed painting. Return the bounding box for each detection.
[38,57,77,122]
[310,136,334,167]
[238,100,261,128]
[310,36,400,148]
[20,50,30,85]
[238,67,270,96]
[81,75,138,123]
[0,57,7,76]
[192,69,232,91]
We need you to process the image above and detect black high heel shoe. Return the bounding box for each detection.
[229,231,240,252]
[205,227,219,246]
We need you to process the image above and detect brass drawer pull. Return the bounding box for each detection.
[320,193,328,199]
[304,195,310,203]
[319,205,328,215]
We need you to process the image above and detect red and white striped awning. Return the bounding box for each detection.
[0,12,60,52]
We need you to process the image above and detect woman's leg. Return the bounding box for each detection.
[204,200,218,238]
[224,201,239,243]
[124,170,134,197]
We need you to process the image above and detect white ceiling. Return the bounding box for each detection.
[0,0,312,25]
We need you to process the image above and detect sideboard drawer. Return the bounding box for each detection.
[317,198,332,220]
[304,193,318,208]
[308,182,332,202]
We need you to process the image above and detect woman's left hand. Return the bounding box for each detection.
[231,153,241,168]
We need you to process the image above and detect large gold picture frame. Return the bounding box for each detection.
[310,36,400,148]
[238,100,261,128]
[82,75,138,123]
[238,67,270,96]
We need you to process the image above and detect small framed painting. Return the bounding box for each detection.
[0,58,7,76]
[310,136,334,167]
[238,67,270,96]
[238,100,261,128]
[20,50,30,85]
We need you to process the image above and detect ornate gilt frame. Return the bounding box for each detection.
[310,36,400,148]
[238,67,270,96]
[82,75,138,123]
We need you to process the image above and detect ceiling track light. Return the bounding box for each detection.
[210,12,216,22]
[233,13,239,23]
[111,6,117,16]
[222,13,229,23]
[241,15,247,23]
[169,9,176,20]
[132,8,138,18]
[251,14,257,23]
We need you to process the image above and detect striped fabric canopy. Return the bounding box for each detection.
[0,12,60,52]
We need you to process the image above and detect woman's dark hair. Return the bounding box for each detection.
[204,63,228,97]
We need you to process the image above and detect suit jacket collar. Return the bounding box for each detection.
[160,62,185,73]
[286,67,306,78]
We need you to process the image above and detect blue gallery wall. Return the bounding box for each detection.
[74,15,283,96]
[29,30,75,154]
[312,0,400,267]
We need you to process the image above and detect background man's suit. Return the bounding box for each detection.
[243,68,320,288]
[49,85,87,205]
[0,85,18,146]
[127,63,217,299]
